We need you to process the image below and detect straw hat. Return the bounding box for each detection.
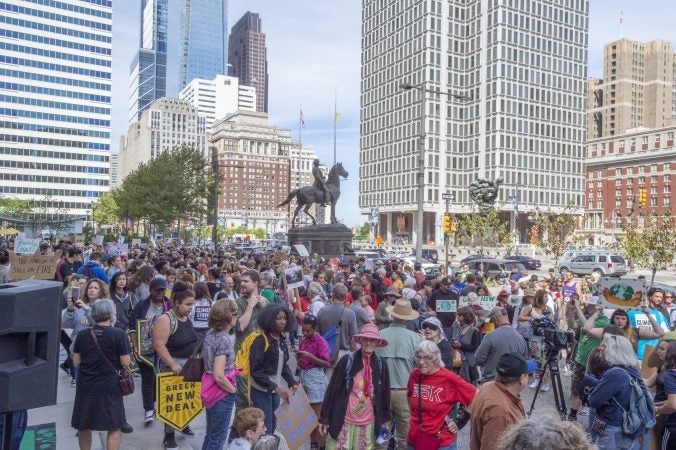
[352,323,388,347]
[386,298,420,321]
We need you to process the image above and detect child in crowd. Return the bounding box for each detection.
[297,315,330,450]
[359,293,375,321]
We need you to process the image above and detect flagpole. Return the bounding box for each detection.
[333,86,337,165]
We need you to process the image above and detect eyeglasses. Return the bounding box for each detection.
[414,354,434,362]
[421,324,439,331]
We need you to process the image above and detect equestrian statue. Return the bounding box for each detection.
[277,160,349,227]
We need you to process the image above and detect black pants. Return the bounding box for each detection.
[138,362,155,412]
[60,330,74,376]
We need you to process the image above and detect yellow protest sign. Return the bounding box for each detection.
[155,372,204,430]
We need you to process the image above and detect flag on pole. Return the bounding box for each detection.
[335,113,342,122]
[300,109,305,128]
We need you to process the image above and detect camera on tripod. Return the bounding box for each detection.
[531,314,575,350]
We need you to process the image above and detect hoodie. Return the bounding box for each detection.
[77,261,109,283]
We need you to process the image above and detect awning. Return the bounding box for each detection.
[0,228,20,235]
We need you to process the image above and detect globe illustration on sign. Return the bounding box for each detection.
[609,283,635,301]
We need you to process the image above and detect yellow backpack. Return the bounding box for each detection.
[235,330,269,377]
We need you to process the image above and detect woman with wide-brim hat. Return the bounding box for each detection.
[319,323,392,450]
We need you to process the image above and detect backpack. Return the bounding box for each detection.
[322,308,347,365]
[139,308,176,361]
[344,351,382,388]
[235,330,269,377]
[610,366,656,439]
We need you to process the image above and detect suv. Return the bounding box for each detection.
[558,253,628,277]
[410,248,439,263]
[464,258,527,280]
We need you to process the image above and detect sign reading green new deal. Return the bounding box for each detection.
[155,373,203,430]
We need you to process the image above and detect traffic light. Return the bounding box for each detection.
[638,188,647,208]
[443,214,452,234]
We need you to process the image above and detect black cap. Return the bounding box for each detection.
[149,277,167,291]
[441,277,452,284]
[496,352,537,377]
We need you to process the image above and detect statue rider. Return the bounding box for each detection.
[312,159,330,206]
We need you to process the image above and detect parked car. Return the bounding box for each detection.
[464,259,527,280]
[409,248,439,263]
[460,254,484,266]
[558,253,628,277]
[400,256,440,277]
[504,255,541,270]
[649,282,676,297]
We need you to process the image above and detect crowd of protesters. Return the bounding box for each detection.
[1,236,676,450]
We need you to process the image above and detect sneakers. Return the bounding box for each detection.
[541,382,551,392]
[144,410,155,423]
[70,379,76,387]
[529,377,540,389]
[562,365,572,377]
[180,426,195,437]
[579,406,590,416]
[163,433,178,450]
[121,422,133,433]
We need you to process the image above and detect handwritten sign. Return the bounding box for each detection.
[599,278,645,310]
[9,250,61,281]
[13,238,40,255]
[107,243,129,256]
[275,385,317,450]
[155,372,203,431]
[459,295,497,310]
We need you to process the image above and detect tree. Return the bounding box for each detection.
[92,189,122,226]
[454,206,511,258]
[621,209,675,283]
[0,197,35,219]
[528,205,579,265]
[358,222,371,237]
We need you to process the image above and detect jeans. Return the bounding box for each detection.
[138,361,156,412]
[591,424,637,450]
[0,410,27,450]
[249,387,280,434]
[202,394,235,450]
[407,442,457,450]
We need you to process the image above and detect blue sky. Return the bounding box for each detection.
[111,0,676,228]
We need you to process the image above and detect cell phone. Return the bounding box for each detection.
[72,287,80,303]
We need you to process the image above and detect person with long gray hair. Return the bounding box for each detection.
[71,299,131,450]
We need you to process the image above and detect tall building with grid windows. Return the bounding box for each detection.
[176,0,228,93]
[129,0,167,125]
[360,0,589,246]
[0,0,112,217]
[228,12,268,113]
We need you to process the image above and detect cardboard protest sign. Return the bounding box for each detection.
[436,299,457,313]
[9,250,61,281]
[155,372,203,431]
[458,295,496,309]
[74,234,85,248]
[599,278,645,310]
[284,266,304,289]
[13,238,40,255]
[107,243,129,256]
[275,385,317,450]
[92,235,104,246]
[293,244,309,257]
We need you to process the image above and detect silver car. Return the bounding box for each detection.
[559,253,628,277]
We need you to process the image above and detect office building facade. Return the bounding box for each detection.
[129,0,168,125]
[119,98,207,182]
[360,0,589,246]
[588,39,676,139]
[210,111,316,231]
[0,0,112,217]
[179,75,256,131]
[177,0,228,92]
[228,12,268,113]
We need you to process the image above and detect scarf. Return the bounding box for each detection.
[362,352,373,398]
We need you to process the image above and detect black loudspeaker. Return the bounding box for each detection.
[0,280,62,413]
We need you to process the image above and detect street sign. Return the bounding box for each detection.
[442,193,455,201]
[155,373,203,431]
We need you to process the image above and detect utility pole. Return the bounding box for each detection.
[442,193,455,273]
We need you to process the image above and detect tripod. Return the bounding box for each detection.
[527,344,568,419]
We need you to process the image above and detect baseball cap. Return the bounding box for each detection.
[149,277,167,291]
[441,277,452,284]
[496,352,538,378]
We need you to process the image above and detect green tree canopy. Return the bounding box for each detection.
[0,197,35,219]
[455,206,511,256]
[621,209,675,282]
[528,205,580,264]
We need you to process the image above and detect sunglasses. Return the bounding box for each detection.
[422,324,439,331]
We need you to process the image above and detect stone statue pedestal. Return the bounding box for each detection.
[287,223,355,258]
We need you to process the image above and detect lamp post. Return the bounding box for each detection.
[400,82,470,263]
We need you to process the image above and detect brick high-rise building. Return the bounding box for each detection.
[228,12,268,113]
[588,39,676,138]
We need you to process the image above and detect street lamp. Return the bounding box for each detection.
[400,82,471,263]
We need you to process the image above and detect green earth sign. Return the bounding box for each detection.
[609,284,635,301]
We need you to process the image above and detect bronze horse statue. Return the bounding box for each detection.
[277,162,348,227]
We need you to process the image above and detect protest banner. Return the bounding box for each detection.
[275,385,317,450]
[598,278,645,310]
[284,266,304,289]
[155,372,203,431]
[92,235,104,246]
[436,299,458,313]
[9,250,61,281]
[107,243,129,256]
[293,244,309,257]
[458,295,497,309]
[13,238,40,255]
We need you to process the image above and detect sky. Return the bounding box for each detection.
[111,0,676,228]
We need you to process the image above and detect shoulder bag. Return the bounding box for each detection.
[414,374,447,450]
[181,338,205,382]
[90,329,135,396]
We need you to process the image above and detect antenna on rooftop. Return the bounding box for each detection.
[620,11,624,39]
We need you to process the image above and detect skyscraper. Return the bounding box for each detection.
[228,12,268,113]
[360,0,589,246]
[0,0,112,217]
[177,0,228,92]
[588,39,676,139]
[128,0,168,125]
